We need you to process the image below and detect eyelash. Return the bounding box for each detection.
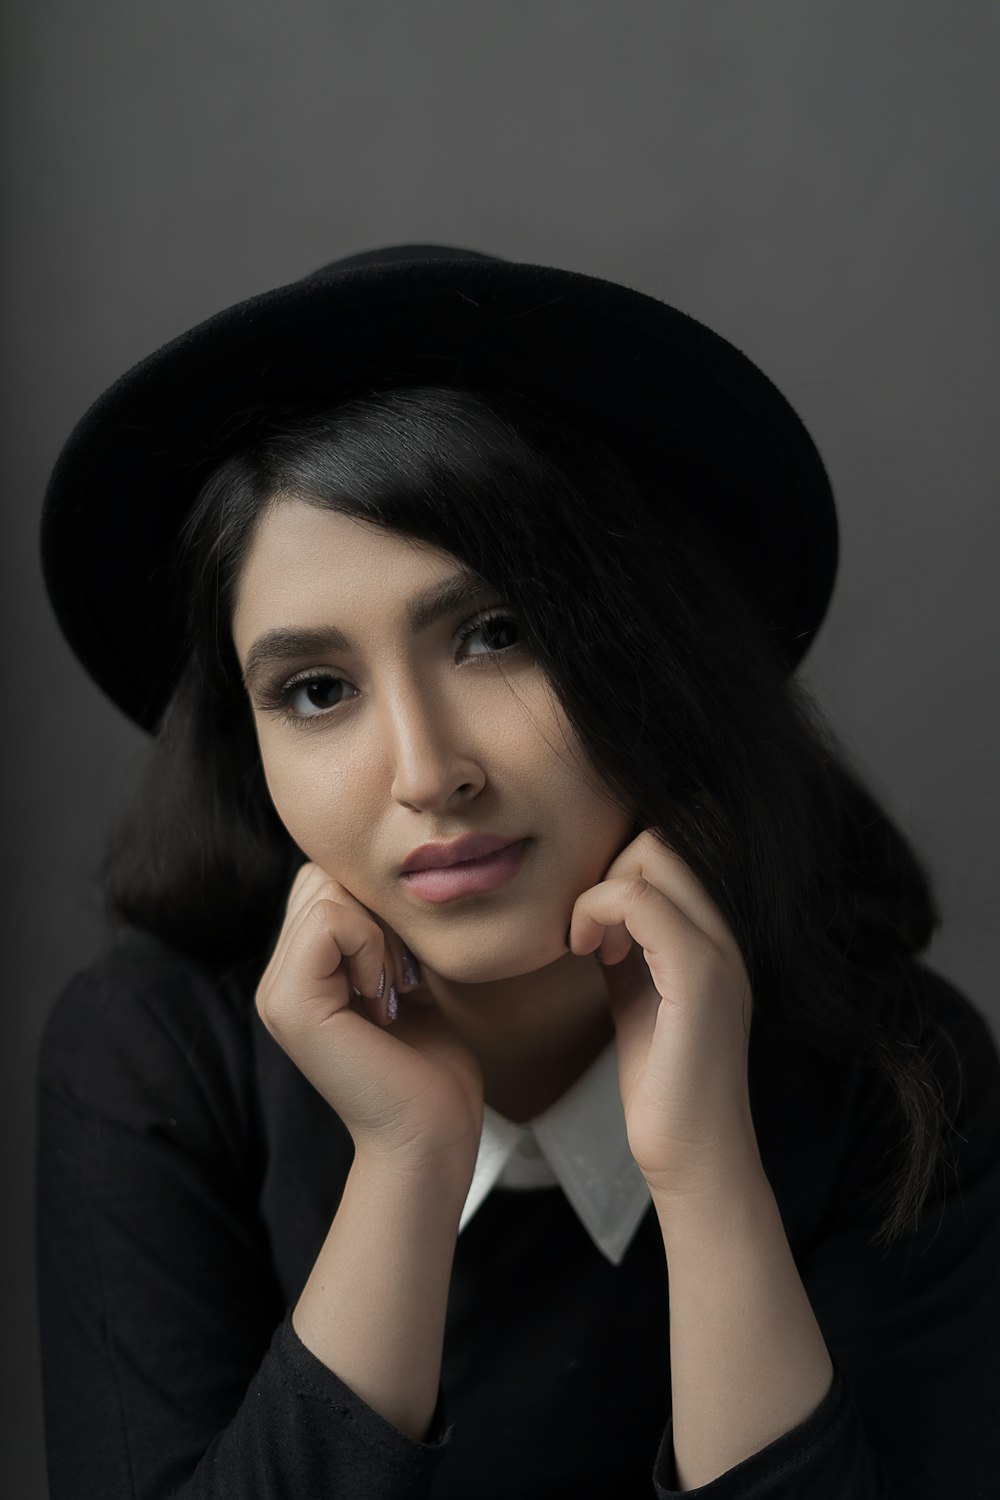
[255,608,526,730]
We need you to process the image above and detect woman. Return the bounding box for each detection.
[36,243,1000,1498]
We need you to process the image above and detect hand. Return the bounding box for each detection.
[567,829,762,1200]
[256,862,484,1181]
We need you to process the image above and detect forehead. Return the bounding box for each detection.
[233,499,452,623]
[241,496,439,577]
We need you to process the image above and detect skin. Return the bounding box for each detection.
[234,498,838,1481]
[231,495,639,1123]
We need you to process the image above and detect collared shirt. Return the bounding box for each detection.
[35,928,1000,1498]
[458,1036,652,1265]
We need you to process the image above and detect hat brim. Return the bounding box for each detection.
[40,255,838,731]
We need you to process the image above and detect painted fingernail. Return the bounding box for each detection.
[386,982,399,1023]
[376,966,386,1000]
[401,943,421,988]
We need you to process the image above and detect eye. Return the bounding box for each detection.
[454,610,525,657]
[255,607,526,729]
[283,675,354,720]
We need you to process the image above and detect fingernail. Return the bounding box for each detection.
[376,966,386,1000]
[400,943,421,989]
[386,982,399,1023]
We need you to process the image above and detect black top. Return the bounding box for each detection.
[35,928,1000,1498]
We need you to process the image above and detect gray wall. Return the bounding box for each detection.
[3,3,997,1494]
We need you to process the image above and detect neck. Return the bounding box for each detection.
[419,951,615,1124]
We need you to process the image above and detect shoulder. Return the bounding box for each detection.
[838,955,1000,1157]
[753,955,1000,1243]
[768,952,998,1130]
[897,955,999,1121]
[835,957,1000,1231]
[38,926,260,1156]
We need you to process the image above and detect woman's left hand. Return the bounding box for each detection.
[568,828,763,1201]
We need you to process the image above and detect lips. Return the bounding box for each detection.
[401,839,529,903]
[400,833,522,874]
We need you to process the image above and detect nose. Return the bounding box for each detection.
[382,673,485,812]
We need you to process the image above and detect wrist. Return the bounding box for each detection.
[352,1144,477,1203]
[649,1158,775,1243]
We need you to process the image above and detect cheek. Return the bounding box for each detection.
[549,762,638,873]
[256,740,357,853]
[257,739,296,818]
[260,764,312,856]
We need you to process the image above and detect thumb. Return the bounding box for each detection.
[603,940,655,1026]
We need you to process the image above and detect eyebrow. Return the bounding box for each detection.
[239,566,497,691]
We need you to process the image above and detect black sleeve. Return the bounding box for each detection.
[650,962,1000,1498]
[35,945,456,1500]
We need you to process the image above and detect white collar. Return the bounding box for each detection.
[458,1035,652,1265]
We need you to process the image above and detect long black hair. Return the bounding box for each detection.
[96,381,963,1251]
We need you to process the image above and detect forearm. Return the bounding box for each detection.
[655,1169,835,1492]
[292,1153,469,1443]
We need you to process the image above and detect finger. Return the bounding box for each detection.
[283,860,336,926]
[311,882,401,1022]
[259,863,332,987]
[258,873,332,1003]
[601,939,663,1063]
[262,881,395,1025]
[569,874,713,982]
[325,907,416,1010]
[262,894,390,1032]
[600,831,732,949]
[385,932,425,994]
[299,870,403,998]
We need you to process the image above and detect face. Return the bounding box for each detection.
[231,497,637,984]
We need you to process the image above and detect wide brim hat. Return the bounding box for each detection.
[40,242,838,733]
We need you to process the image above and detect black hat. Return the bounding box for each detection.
[40,242,838,733]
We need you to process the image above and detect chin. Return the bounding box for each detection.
[413,925,567,986]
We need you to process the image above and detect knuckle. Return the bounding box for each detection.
[287,860,318,900]
[307,894,341,926]
[302,899,348,954]
[316,880,351,913]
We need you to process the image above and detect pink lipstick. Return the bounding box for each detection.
[401,839,529,903]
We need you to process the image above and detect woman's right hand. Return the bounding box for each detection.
[255,862,485,1183]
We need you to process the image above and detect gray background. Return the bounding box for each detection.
[3,2,997,1494]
